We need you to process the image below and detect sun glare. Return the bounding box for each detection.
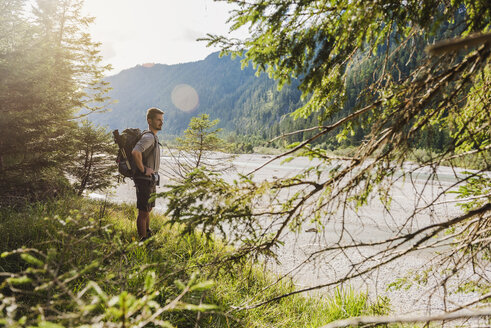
[171,84,199,112]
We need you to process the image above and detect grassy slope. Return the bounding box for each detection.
[0,195,390,327]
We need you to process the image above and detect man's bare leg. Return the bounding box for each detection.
[137,210,150,240]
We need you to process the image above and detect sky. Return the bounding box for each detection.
[82,0,244,75]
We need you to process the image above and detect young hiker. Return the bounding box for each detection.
[131,107,163,241]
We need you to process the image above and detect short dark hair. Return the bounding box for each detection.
[146,107,164,120]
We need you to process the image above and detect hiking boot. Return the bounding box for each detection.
[138,229,153,243]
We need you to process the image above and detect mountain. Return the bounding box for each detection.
[90,52,303,138]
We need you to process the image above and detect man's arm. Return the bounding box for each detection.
[131,149,153,176]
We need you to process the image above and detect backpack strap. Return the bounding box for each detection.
[141,130,159,169]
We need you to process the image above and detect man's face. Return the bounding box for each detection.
[149,114,163,131]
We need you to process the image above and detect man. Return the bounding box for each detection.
[132,107,164,241]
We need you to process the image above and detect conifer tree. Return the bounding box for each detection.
[166,114,234,180]
[177,114,228,167]
[69,120,117,196]
[0,0,111,204]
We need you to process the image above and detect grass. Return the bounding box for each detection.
[0,195,391,327]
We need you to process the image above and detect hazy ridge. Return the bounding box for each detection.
[91,52,303,136]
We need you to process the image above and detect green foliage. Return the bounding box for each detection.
[230,142,255,154]
[68,120,118,196]
[448,64,491,159]
[0,199,217,327]
[211,273,390,328]
[186,0,491,321]
[322,288,390,322]
[202,3,490,205]
[176,114,231,168]
[204,0,490,160]
[177,114,224,152]
[169,114,236,181]
[225,133,269,154]
[0,0,111,205]
[452,172,491,212]
[160,168,261,248]
[0,196,391,327]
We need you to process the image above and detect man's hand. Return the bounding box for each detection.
[131,149,153,176]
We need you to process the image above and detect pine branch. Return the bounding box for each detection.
[427,32,491,55]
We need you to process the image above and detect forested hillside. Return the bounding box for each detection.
[90,53,304,138]
[92,14,464,151]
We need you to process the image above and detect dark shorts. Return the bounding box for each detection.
[134,179,156,212]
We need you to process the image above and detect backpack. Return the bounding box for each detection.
[112,128,153,179]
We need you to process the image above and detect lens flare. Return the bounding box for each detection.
[171,84,199,112]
